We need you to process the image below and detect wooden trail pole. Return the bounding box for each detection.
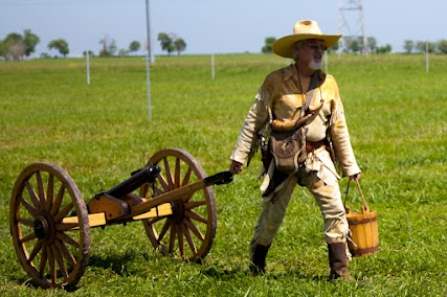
[425,41,429,73]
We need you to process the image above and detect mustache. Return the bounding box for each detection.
[309,59,322,70]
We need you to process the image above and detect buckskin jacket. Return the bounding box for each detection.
[231,63,360,192]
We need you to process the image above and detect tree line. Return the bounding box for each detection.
[1,30,188,60]
[262,36,447,54]
[262,36,392,54]
[403,39,447,54]
[0,29,71,60]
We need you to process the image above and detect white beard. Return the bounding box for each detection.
[309,59,322,70]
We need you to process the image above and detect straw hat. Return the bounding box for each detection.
[272,20,341,58]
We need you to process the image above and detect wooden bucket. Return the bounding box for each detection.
[345,180,379,257]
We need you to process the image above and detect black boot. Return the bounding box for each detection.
[249,244,270,275]
[328,242,351,280]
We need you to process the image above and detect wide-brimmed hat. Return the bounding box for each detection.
[272,20,341,58]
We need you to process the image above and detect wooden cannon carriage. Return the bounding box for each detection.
[9,148,233,289]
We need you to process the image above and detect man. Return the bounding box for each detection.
[229,20,361,280]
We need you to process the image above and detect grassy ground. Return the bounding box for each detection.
[0,53,446,296]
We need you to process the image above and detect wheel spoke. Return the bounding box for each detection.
[186,210,208,224]
[35,171,46,206]
[184,217,204,241]
[38,244,48,275]
[52,245,68,280]
[18,217,34,227]
[47,246,56,286]
[27,240,43,263]
[181,192,195,203]
[177,224,184,257]
[183,222,197,254]
[20,232,37,243]
[168,224,176,254]
[153,185,164,196]
[144,149,216,261]
[56,232,80,248]
[46,174,54,212]
[185,200,207,210]
[55,239,76,269]
[147,216,164,226]
[54,202,73,222]
[174,158,181,188]
[156,175,170,192]
[140,183,149,198]
[56,223,78,232]
[163,157,174,189]
[181,167,192,186]
[11,163,90,288]
[20,197,40,217]
[25,181,41,209]
[157,219,172,243]
[51,184,65,216]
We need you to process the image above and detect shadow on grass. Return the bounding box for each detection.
[88,251,152,276]
[8,274,81,292]
[200,265,328,282]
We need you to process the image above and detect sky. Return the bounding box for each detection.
[0,0,446,57]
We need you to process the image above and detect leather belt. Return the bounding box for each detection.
[306,140,326,152]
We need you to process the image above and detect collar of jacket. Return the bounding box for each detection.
[283,63,326,91]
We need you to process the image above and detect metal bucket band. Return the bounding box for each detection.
[352,245,379,256]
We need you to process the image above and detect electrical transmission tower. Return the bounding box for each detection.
[337,0,367,54]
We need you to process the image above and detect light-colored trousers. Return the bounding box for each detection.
[251,167,349,249]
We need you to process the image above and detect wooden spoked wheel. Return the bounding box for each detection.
[140,148,217,262]
[10,162,90,289]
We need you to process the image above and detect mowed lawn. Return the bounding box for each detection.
[0,53,446,296]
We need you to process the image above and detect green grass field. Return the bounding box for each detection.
[1,53,446,296]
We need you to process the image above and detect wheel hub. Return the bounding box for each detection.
[33,217,49,239]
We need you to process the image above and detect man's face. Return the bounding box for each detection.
[296,39,327,70]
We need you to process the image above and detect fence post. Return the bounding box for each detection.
[211,53,215,80]
[86,51,90,85]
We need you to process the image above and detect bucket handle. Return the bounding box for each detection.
[344,179,369,213]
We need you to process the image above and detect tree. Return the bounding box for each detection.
[129,40,141,54]
[342,36,362,53]
[376,44,392,54]
[0,40,5,59]
[0,30,39,60]
[48,39,69,57]
[99,36,117,57]
[23,29,40,57]
[415,41,436,53]
[82,50,95,57]
[327,40,340,53]
[157,33,174,55]
[261,37,276,53]
[174,38,186,56]
[1,33,26,60]
[403,40,414,54]
[437,40,447,54]
[366,37,377,53]
[415,41,425,53]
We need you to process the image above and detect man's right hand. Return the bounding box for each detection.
[229,160,243,174]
